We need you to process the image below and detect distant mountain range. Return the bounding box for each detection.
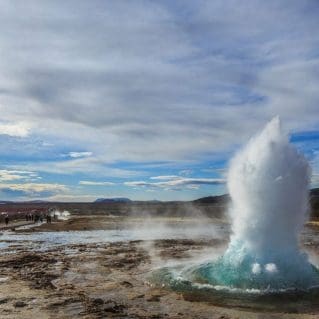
[0,188,318,219]
[91,188,319,217]
[94,197,132,203]
[92,193,230,204]
[0,188,318,206]
[0,199,50,204]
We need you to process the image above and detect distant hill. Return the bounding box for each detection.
[194,189,319,204]
[0,201,13,204]
[193,194,229,204]
[23,200,51,204]
[94,197,132,203]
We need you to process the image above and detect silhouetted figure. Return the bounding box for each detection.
[46,215,52,224]
[5,216,9,226]
[31,214,34,221]
[25,214,29,221]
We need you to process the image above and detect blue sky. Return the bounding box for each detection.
[0,0,318,201]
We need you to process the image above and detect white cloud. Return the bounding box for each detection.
[79,180,114,186]
[150,175,180,180]
[0,0,314,164]
[68,151,92,158]
[8,157,141,178]
[0,182,67,197]
[125,181,149,187]
[0,0,317,182]
[0,170,38,181]
[256,60,319,131]
[43,194,100,202]
[44,193,128,202]
[179,169,193,176]
[124,177,226,190]
[0,122,30,137]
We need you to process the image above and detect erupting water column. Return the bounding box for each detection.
[185,117,319,290]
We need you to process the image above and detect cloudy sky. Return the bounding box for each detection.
[0,0,318,201]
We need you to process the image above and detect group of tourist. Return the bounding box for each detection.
[1,211,57,227]
[26,213,54,224]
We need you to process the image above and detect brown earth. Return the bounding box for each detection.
[0,216,319,318]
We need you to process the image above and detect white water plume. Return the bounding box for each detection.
[220,117,317,288]
[152,117,319,293]
[228,116,309,260]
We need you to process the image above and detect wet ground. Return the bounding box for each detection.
[0,215,319,318]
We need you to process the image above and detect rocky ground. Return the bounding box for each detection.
[0,216,319,318]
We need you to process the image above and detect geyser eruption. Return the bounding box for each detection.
[197,117,319,290]
[229,116,308,259]
[153,118,319,296]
